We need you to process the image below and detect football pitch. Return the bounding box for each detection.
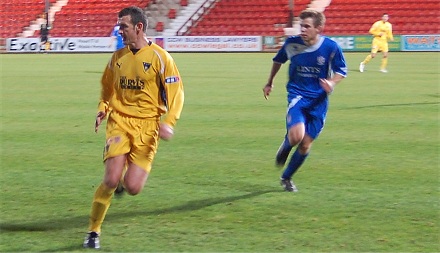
[0,51,439,252]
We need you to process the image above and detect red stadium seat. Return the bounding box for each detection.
[185,0,294,36]
[156,22,164,32]
[168,9,176,19]
[323,0,439,35]
[48,0,150,37]
[186,0,437,36]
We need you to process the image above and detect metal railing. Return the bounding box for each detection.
[176,0,217,36]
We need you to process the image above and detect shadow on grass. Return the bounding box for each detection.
[0,188,278,233]
[84,71,102,74]
[341,101,439,110]
[40,245,82,252]
[1,188,279,251]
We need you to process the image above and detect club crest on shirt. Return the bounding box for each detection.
[317,56,326,66]
[143,62,151,72]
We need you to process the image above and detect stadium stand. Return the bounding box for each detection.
[183,0,439,36]
[323,0,440,35]
[49,0,151,37]
[0,0,438,44]
[186,0,305,36]
[0,0,48,38]
[143,0,187,36]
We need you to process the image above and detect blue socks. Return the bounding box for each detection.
[279,135,293,155]
[283,135,292,150]
[281,149,309,180]
[276,135,293,167]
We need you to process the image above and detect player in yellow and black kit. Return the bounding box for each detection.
[360,13,394,73]
[83,6,184,249]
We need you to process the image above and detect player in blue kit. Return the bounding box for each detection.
[110,22,125,51]
[262,9,347,192]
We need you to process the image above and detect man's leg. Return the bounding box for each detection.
[114,164,127,196]
[362,54,374,64]
[360,52,376,72]
[124,163,149,195]
[84,155,125,248]
[281,134,313,185]
[380,52,389,72]
[275,134,292,167]
[280,124,313,192]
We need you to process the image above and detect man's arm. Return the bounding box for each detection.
[320,44,347,94]
[369,21,382,36]
[95,58,115,132]
[159,55,184,140]
[387,23,394,41]
[319,74,345,94]
[262,62,282,100]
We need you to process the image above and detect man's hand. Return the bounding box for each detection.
[95,111,107,133]
[262,84,273,100]
[159,123,174,140]
[319,78,335,94]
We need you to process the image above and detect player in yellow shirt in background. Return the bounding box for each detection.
[83,6,184,249]
[359,13,394,73]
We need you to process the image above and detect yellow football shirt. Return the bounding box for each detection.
[369,20,393,42]
[98,42,184,128]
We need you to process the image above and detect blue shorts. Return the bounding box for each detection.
[285,95,328,139]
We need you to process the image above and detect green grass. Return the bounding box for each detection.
[0,51,439,252]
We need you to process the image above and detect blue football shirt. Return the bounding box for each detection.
[273,36,347,100]
[112,25,124,50]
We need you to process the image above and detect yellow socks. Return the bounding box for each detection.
[381,58,388,70]
[88,183,115,233]
[362,54,372,64]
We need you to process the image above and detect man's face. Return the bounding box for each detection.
[382,14,389,22]
[300,17,321,43]
[118,15,138,45]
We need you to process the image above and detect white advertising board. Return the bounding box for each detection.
[163,36,262,52]
[6,37,114,52]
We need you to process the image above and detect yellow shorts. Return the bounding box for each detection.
[103,111,160,173]
[371,38,388,53]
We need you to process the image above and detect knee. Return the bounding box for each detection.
[298,137,313,154]
[298,144,311,155]
[103,178,120,189]
[287,130,304,146]
[123,165,148,195]
[125,183,142,196]
[287,136,301,147]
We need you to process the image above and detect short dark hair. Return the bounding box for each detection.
[119,6,148,32]
[299,10,326,28]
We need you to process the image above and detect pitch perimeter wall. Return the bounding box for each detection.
[5,34,439,53]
